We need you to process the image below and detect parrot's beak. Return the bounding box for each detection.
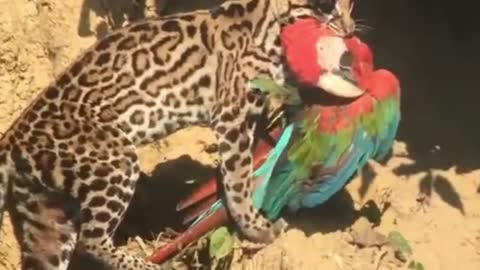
[317,68,365,98]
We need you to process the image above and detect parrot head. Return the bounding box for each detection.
[281,17,373,99]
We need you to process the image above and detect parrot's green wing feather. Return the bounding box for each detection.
[260,105,359,218]
[370,98,401,160]
[251,77,302,106]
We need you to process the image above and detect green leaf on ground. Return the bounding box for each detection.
[387,231,412,255]
[209,226,234,260]
[409,261,425,270]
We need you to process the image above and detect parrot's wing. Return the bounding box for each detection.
[362,69,401,161]
[296,70,402,210]
[292,128,374,210]
[372,98,400,161]
[252,123,296,208]
[258,105,369,217]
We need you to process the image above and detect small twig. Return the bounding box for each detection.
[374,247,388,270]
[134,236,149,256]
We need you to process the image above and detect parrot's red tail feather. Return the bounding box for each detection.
[176,178,218,212]
[181,194,219,225]
[148,209,229,264]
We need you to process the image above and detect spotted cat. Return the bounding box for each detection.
[0,0,354,269]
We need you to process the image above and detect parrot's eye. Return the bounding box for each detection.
[340,51,353,69]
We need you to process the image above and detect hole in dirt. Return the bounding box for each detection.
[67,154,215,270]
[116,155,216,243]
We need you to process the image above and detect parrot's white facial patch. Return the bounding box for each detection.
[315,36,348,71]
[315,35,365,98]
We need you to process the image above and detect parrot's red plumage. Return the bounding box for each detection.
[281,18,366,98]
[345,36,374,78]
[280,19,333,86]
[359,69,400,100]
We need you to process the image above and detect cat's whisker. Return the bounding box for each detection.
[355,23,374,32]
[355,20,373,29]
[354,18,369,23]
[355,26,373,33]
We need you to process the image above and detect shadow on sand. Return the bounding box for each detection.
[68,155,215,270]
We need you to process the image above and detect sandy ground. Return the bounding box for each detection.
[1,1,479,270]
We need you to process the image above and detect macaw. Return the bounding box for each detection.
[148,18,401,264]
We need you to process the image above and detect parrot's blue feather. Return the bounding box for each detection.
[190,200,223,227]
[289,129,374,210]
[189,124,295,226]
[252,124,295,208]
